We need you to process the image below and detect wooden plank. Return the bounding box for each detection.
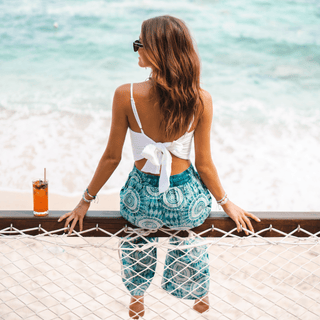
[0,211,320,237]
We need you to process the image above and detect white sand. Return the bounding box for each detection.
[1,233,320,319]
[1,191,120,211]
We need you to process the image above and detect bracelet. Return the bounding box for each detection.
[82,193,94,203]
[216,193,227,204]
[219,196,229,205]
[86,188,96,199]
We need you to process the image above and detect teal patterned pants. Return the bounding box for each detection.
[120,164,212,299]
[120,236,210,299]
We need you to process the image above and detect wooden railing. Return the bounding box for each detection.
[1,211,319,237]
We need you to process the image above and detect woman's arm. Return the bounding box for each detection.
[194,90,260,234]
[86,84,129,196]
[58,84,130,234]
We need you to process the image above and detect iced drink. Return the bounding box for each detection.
[33,180,48,216]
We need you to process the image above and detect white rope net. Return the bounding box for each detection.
[1,224,320,320]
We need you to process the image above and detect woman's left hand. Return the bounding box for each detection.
[221,200,260,235]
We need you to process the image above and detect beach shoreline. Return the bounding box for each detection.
[1,190,120,211]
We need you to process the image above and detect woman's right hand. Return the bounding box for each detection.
[58,199,90,235]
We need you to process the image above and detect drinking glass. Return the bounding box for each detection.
[33,180,48,216]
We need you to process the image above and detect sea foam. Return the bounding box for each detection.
[1,99,319,211]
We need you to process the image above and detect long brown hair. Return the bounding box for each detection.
[141,15,203,138]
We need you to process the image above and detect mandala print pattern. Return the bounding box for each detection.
[130,172,141,184]
[163,187,184,209]
[122,265,135,280]
[120,237,157,297]
[189,195,208,220]
[122,187,140,213]
[170,261,192,284]
[189,277,209,298]
[121,236,210,299]
[188,245,207,261]
[161,241,210,299]
[135,216,163,229]
[146,186,160,198]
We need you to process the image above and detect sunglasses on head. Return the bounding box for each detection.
[133,39,143,52]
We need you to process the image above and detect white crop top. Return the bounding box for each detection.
[129,83,194,193]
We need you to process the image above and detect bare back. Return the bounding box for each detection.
[126,81,194,176]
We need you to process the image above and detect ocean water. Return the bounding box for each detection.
[1,0,319,211]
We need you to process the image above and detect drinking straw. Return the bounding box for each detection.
[44,168,46,182]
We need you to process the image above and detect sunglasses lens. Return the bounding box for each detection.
[133,40,142,52]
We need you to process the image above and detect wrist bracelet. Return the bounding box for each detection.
[219,196,229,205]
[86,188,96,199]
[82,193,94,203]
[216,193,227,204]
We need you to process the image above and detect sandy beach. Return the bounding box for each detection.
[0,191,120,211]
[1,231,319,319]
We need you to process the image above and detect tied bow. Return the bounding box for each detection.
[141,142,172,193]
[169,140,184,155]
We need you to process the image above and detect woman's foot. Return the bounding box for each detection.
[193,295,209,313]
[129,295,145,319]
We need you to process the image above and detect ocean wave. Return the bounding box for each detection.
[1,100,319,211]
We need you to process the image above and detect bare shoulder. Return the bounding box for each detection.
[113,83,131,111]
[200,89,213,107]
[200,88,213,117]
[131,80,153,98]
[114,83,131,99]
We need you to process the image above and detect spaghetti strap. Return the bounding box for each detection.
[188,116,194,131]
[130,83,144,134]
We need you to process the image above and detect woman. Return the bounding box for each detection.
[58,15,260,318]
